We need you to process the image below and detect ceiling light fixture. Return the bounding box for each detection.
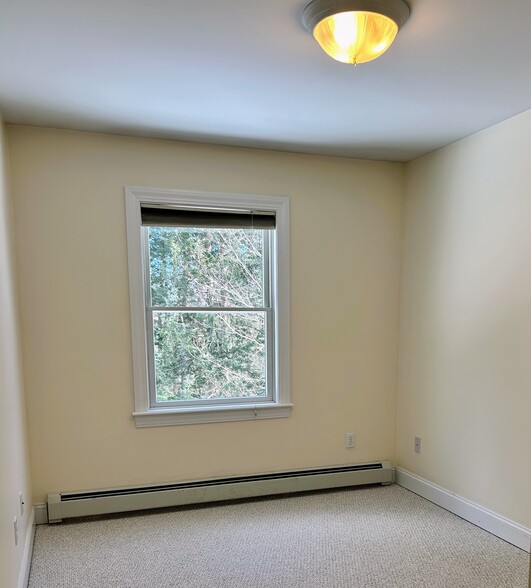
[302,0,410,65]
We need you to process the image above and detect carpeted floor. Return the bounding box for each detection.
[29,485,529,587]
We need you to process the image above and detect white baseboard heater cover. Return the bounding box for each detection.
[47,461,393,523]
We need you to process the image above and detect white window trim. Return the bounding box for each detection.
[125,186,291,427]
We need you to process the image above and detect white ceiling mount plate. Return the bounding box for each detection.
[302,0,410,34]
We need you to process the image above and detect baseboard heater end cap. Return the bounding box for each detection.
[47,493,62,524]
[381,460,393,484]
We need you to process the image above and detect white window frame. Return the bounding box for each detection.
[125,186,291,427]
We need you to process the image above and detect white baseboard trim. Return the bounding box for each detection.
[395,468,531,553]
[34,504,48,525]
[18,507,36,588]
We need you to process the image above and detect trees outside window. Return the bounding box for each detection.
[147,226,270,404]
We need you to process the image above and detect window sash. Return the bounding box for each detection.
[146,309,274,408]
[142,227,275,408]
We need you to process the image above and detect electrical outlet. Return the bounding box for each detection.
[14,517,18,546]
[19,492,24,517]
[346,433,356,449]
[414,437,421,454]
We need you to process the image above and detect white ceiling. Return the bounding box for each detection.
[1,0,530,162]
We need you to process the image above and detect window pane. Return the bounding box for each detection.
[148,227,265,308]
[152,311,267,402]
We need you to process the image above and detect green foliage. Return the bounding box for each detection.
[148,227,267,402]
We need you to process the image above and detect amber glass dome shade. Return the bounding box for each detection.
[302,0,410,65]
[313,11,398,64]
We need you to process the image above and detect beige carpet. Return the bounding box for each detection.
[29,485,529,587]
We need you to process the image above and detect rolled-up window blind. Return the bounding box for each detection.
[141,206,276,229]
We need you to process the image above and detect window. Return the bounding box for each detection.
[125,187,290,426]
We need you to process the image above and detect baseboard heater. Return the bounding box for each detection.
[47,461,393,523]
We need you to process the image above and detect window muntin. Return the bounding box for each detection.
[144,224,274,407]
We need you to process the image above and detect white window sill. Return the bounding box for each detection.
[133,403,293,428]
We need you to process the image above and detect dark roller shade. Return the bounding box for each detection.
[141,207,276,229]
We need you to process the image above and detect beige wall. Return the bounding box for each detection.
[397,109,531,528]
[7,126,404,505]
[0,118,33,586]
